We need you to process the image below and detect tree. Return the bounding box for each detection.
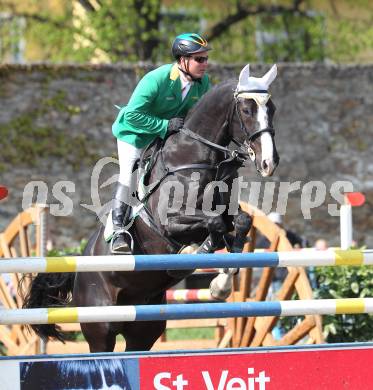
[0,0,372,63]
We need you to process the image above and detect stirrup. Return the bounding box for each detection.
[111,229,134,254]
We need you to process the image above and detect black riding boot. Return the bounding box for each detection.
[111,184,132,253]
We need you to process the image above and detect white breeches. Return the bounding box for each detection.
[117,139,143,187]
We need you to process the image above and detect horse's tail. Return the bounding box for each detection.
[22,272,75,342]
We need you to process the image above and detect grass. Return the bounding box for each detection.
[166,327,215,340]
[75,327,215,342]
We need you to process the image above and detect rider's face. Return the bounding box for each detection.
[180,52,209,79]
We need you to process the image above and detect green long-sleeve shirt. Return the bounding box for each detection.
[112,63,210,148]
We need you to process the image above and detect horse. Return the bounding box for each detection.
[23,64,280,352]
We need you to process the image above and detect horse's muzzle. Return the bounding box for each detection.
[258,152,279,177]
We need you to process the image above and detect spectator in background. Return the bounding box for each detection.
[314,238,328,250]
[256,212,308,249]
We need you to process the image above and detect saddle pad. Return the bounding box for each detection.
[104,211,114,242]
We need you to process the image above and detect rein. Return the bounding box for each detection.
[180,127,248,161]
[138,127,243,205]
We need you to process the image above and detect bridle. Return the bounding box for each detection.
[233,89,275,162]
[180,88,275,161]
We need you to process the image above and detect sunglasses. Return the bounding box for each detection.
[192,56,209,64]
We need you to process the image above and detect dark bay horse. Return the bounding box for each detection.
[24,64,279,352]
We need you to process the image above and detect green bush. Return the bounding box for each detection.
[47,240,87,257]
[314,262,373,342]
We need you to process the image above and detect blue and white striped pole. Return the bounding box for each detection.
[1,298,373,325]
[0,250,372,274]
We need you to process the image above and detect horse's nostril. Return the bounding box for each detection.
[262,160,269,171]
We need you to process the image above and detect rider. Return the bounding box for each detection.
[111,33,211,252]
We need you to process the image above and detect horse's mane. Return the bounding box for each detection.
[185,79,236,121]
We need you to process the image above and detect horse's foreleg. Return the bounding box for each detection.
[197,216,227,254]
[209,211,252,300]
[221,211,253,275]
[231,211,252,253]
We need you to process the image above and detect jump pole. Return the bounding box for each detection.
[166,289,215,302]
[1,298,373,325]
[1,249,373,274]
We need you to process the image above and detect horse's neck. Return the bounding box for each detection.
[186,82,234,146]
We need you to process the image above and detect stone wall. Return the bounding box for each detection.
[0,63,372,249]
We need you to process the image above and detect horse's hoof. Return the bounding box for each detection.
[209,278,232,300]
[209,285,231,300]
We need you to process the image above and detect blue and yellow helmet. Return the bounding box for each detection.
[171,33,211,59]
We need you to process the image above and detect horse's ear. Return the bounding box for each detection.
[262,64,277,88]
[237,64,250,89]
